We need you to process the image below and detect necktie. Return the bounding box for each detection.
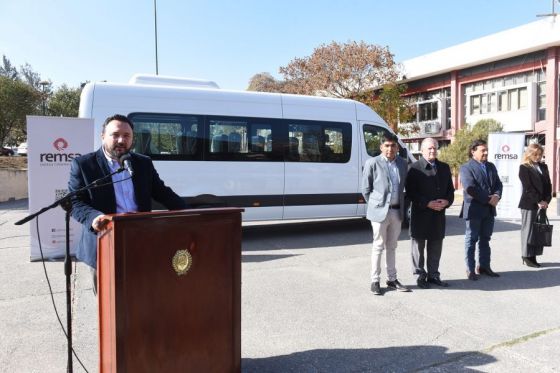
[481,163,490,183]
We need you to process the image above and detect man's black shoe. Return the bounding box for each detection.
[467,271,478,281]
[416,277,429,289]
[476,266,500,277]
[371,282,383,295]
[427,277,449,287]
[386,279,411,292]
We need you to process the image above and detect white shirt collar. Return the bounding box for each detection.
[381,155,397,164]
[102,147,118,165]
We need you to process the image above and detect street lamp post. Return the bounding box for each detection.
[39,80,49,115]
[154,0,159,75]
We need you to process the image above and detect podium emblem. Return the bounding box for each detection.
[172,249,192,276]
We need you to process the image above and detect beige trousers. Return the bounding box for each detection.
[370,209,402,283]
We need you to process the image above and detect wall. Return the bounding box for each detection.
[0,169,28,202]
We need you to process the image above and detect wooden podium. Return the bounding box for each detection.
[97,208,243,373]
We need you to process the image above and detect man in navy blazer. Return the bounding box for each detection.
[68,114,188,292]
[459,139,503,280]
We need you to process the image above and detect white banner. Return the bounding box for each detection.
[488,132,525,219]
[27,116,94,261]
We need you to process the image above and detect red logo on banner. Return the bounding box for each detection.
[501,144,510,153]
[53,138,69,152]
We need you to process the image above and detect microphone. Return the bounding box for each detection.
[119,153,134,177]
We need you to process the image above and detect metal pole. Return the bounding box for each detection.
[154,0,159,75]
[64,207,73,373]
[39,81,49,115]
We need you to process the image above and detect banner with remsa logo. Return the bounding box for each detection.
[488,132,525,220]
[27,116,94,261]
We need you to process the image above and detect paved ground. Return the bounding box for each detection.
[1,198,560,372]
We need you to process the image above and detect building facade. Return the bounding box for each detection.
[400,17,559,192]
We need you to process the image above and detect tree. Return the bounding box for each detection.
[0,76,41,145]
[247,72,284,93]
[20,63,43,89]
[0,55,50,115]
[438,119,503,175]
[48,84,81,117]
[278,41,400,98]
[248,41,412,135]
[0,55,18,80]
[353,83,416,135]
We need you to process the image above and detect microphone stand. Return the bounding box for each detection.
[15,167,126,373]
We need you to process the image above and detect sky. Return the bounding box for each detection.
[0,0,555,91]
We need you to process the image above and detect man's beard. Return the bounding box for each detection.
[104,143,130,159]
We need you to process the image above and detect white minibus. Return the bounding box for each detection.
[79,74,411,221]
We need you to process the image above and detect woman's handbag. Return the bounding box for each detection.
[528,208,553,247]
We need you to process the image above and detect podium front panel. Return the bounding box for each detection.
[98,209,242,373]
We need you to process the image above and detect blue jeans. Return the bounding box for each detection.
[464,214,495,272]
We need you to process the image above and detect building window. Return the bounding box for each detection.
[445,95,451,130]
[518,87,528,109]
[481,94,489,114]
[470,95,481,115]
[489,92,497,112]
[469,86,528,115]
[498,91,508,112]
[537,81,546,121]
[418,101,438,121]
[508,89,518,110]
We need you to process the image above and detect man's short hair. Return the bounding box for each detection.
[468,139,487,158]
[102,114,134,132]
[381,132,399,144]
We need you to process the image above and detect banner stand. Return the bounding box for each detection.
[487,132,525,220]
[26,116,94,261]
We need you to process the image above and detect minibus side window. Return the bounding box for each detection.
[209,120,248,153]
[206,117,277,161]
[363,125,407,159]
[251,124,272,153]
[129,114,202,160]
[286,121,351,163]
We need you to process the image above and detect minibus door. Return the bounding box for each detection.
[283,122,358,219]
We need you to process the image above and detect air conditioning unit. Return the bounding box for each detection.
[423,121,442,135]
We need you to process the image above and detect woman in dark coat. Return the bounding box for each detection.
[518,143,552,267]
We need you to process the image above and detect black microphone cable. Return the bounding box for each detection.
[30,175,134,373]
[35,216,90,373]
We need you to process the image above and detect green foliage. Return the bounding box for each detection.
[19,63,43,89]
[0,55,83,145]
[48,84,81,117]
[0,56,18,80]
[372,83,416,135]
[438,119,503,175]
[0,76,41,145]
[363,130,384,157]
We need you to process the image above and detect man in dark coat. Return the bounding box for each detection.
[406,138,454,288]
[68,114,188,293]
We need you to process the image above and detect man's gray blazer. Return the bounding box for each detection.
[361,155,408,222]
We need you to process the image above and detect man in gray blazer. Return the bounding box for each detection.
[362,133,410,295]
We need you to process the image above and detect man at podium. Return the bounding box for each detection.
[68,114,188,294]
